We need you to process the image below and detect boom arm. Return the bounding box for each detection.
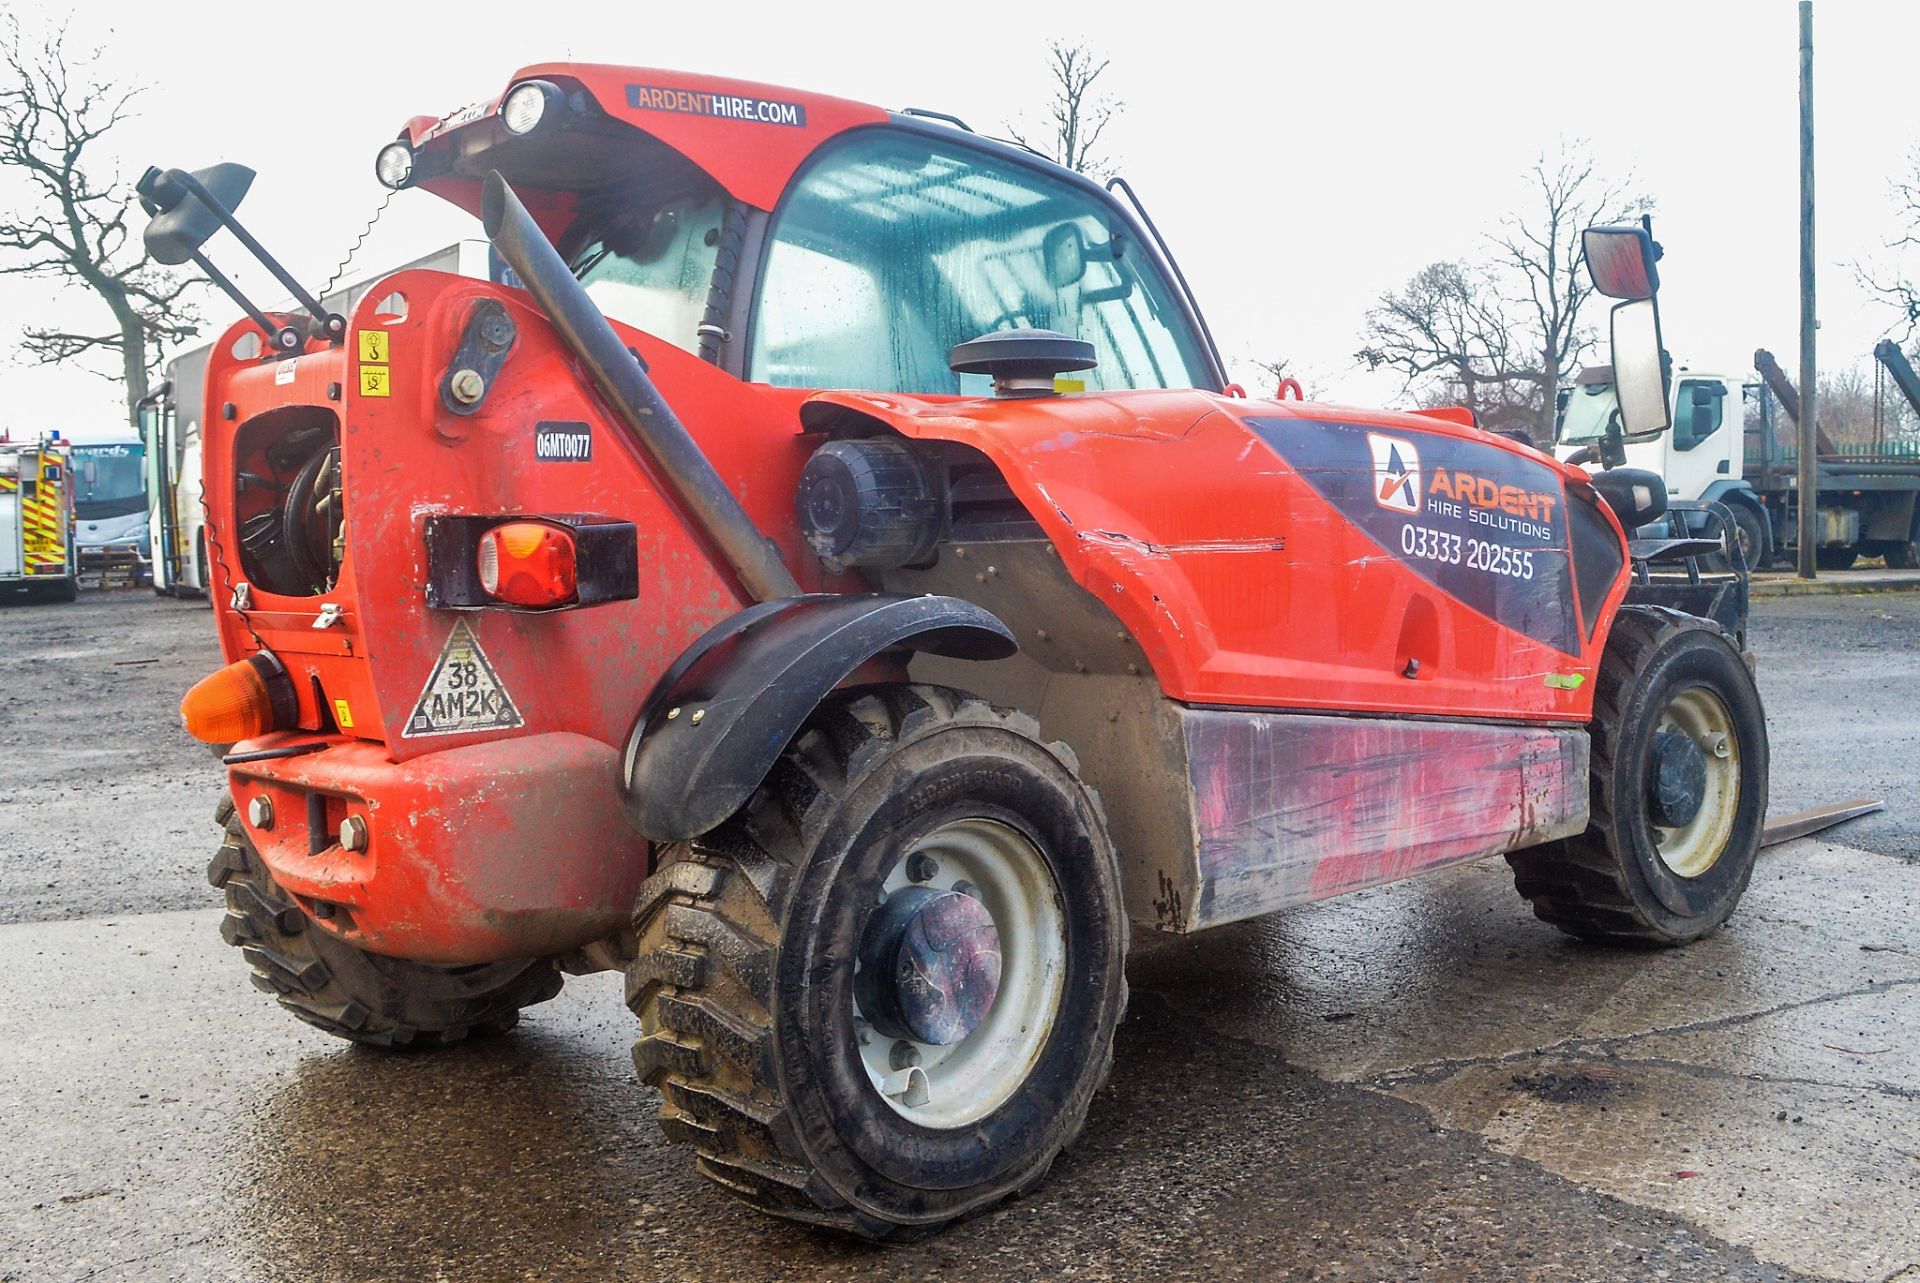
[1754,347,1838,457]
[1873,339,1920,420]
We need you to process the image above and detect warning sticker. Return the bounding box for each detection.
[403,619,523,738]
[359,366,391,398]
[358,331,390,363]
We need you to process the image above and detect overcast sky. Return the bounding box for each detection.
[3,0,1916,442]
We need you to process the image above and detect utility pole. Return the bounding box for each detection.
[1797,0,1818,579]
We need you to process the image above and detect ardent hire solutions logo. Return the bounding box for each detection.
[1369,433,1421,514]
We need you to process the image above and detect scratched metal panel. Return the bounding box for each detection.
[1182,708,1588,929]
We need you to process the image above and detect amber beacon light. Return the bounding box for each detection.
[180,652,300,743]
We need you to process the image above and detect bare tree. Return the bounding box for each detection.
[1357,261,1538,435]
[1358,143,1647,443]
[1491,145,1651,440]
[1008,42,1122,177]
[1859,148,1920,338]
[0,20,198,424]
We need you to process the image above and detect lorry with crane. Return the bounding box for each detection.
[1556,341,1920,570]
[141,64,1768,1240]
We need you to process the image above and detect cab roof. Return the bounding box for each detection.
[401,64,889,215]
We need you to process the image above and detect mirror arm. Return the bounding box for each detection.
[167,169,346,344]
[189,247,298,352]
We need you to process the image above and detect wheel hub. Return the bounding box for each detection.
[1649,728,1708,828]
[856,886,1001,1046]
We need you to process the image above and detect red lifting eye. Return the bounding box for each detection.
[477,521,578,607]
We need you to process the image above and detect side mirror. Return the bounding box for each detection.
[1042,223,1087,289]
[1609,298,1671,437]
[138,163,256,266]
[1582,225,1659,301]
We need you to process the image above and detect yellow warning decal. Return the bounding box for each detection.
[359,367,391,398]
[358,331,390,363]
[333,698,355,729]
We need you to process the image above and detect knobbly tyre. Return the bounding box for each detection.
[144,66,1768,1241]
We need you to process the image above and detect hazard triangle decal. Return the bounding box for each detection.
[403,618,524,738]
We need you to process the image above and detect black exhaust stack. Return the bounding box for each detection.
[481,171,800,604]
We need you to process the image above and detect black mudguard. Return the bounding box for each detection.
[621,593,1017,842]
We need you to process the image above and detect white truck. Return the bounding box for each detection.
[144,240,504,596]
[1555,344,1920,570]
[0,434,79,603]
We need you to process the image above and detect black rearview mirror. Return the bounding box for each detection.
[139,163,256,266]
[1583,225,1660,301]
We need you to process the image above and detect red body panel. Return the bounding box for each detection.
[810,389,1628,721]
[227,731,638,963]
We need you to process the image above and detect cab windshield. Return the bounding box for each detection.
[71,443,146,518]
[749,131,1205,395]
[1556,382,1621,445]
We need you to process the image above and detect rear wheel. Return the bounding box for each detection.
[627,684,1127,1240]
[1507,609,1767,945]
[1875,514,1919,569]
[1816,546,1858,571]
[207,798,563,1047]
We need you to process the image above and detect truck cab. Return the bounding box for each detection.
[1556,367,1772,567]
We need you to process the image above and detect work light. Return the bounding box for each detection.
[374,142,415,190]
[500,82,555,136]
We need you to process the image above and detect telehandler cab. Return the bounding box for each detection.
[145,65,1768,1240]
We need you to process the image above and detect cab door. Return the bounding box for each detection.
[1664,378,1734,500]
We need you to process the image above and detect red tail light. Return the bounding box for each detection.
[477,521,577,607]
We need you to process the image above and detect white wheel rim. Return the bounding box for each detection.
[854,818,1066,1129]
[1652,687,1741,878]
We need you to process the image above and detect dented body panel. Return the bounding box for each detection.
[810,389,1630,722]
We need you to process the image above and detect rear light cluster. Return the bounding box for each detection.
[180,653,299,744]
[423,513,639,613]
[477,521,577,607]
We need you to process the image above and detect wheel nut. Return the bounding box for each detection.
[339,815,370,853]
[448,368,485,404]
[889,1040,920,1071]
[247,796,274,830]
[905,852,939,883]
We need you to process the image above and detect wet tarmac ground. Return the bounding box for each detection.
[1,593,1916,1281]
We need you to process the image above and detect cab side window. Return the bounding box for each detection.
[749,130,1205,394]
[1672,380,1725,452]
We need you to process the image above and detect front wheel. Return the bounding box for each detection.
[1507,609,1768,945]
[628,685,1128,1240]
[1729,503,1770,571]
